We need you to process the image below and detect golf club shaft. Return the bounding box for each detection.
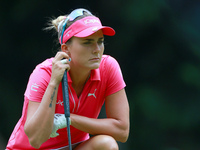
[62,70,72,150]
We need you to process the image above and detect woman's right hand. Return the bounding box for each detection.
[50,51,71,85]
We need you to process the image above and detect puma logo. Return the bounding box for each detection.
[88,89,97,99]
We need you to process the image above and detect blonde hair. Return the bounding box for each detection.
[52,16,67,31]
[44,11,93,43]
[44,16,67,39]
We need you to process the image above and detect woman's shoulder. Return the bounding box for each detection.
[101,54,117,63]
[32,58,54,75]
[34,58,54,70]
[37,57,54,68]
[101,55,119,68]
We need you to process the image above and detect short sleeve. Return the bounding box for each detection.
[24,59,52,102]
[104,56,126,97]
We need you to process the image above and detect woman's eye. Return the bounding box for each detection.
[82,40,104,45]
[83,41,92,45]
[98,40,104,44]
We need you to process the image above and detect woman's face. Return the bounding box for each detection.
[68,30,104,70]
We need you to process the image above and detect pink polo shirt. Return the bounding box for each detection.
[6,55,126,150]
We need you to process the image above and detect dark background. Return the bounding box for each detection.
[1,0,200,149]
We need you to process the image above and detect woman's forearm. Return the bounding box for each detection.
[24,82,58,148]
[70,114,129,143]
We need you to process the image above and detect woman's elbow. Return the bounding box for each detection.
[26,133,47,149]
[118,122,130,143]
[119,129,129,143]
[117,122,129,143]
[29,140,42,149]
[24,126,49,149]
[24,130,41,148]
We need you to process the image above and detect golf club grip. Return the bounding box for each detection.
[62,70,70,117]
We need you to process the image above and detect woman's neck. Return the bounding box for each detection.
[69,69,91,97]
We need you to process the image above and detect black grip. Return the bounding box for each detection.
[62,70,70,118]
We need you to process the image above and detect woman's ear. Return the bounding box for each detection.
[61,44,71,57]
[61,44,68,53]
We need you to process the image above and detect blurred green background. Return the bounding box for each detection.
[1,0,200,149]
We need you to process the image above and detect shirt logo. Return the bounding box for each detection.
[88,89,97,99]
[56,100,63,106]
[31,83,40,92]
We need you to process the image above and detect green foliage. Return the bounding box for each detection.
[1,0,200,149]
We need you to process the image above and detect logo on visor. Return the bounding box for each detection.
[65,30,72,37]
[84,19,100,24]
[92,27,98,32]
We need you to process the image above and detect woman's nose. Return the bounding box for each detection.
[93,43,101,53]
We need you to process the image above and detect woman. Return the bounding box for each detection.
[6,8,129,150]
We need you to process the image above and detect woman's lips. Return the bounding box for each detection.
[90,57,100,61]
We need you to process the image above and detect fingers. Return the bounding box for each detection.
[60,58,71,64]
[60,59,67,64]
[60,59,71,71]
[54,51,70,62]
[54,51,71,68]
[53,51,71,69]
[50,51,71,84]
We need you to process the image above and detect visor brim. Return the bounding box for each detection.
[74,26,115,37]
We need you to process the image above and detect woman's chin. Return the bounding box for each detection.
[89,63,100,70]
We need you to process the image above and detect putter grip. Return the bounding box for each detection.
[62,70,70,118]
